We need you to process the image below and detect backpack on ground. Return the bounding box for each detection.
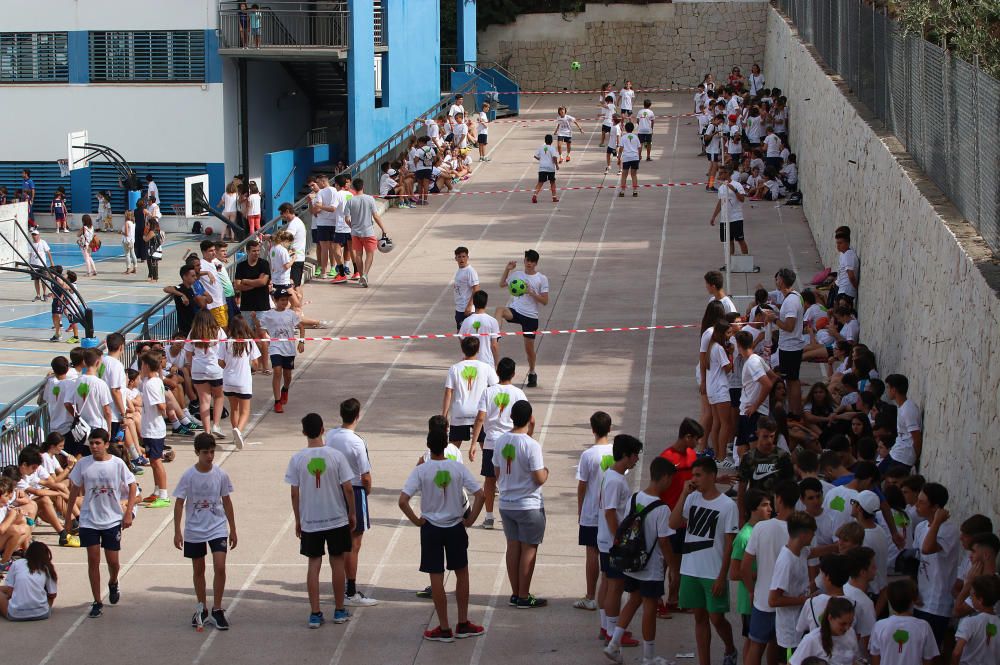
[608,494,664,573]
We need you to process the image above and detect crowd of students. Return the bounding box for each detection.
[1,68,997,665]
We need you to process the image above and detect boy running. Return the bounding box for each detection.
[470,357,526,530]
[669,457,739,665]
[399,422,486,642]
[574,411,613,612]
[257,288,304,413]
[618,122,642,197]
[173,432,237,631]
[554,107,584,163]
[286,413,356,628]
[324,398,378,607]
[531,135,560,204]
[636,100,655,161]
[66,428,139,618]
[496,250,549,388]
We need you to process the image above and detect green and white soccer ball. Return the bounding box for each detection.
[509,279,527,297]
[571,61,581,71]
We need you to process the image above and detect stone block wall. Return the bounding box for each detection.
[764,8,1000,521]
[479,2,768,90]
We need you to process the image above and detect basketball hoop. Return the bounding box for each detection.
[57,159,71,178]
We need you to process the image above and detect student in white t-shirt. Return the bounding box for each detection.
[572,411,614,612]
[885,374,922,471]
[618,80,636,117]
[496,249,550,388]
[789,596,858,665]
[470,357,526,530]
[28,229,53,301]
[768,512,816,653]
[172,433,237,630]
[952,576,1000,665]
[597,435,643,648]
[834,230,860,303]
[636,99,655,161]
[0,541,58,621]
[605,114,623,175]
[669,457,739,665]
[494,400,548,608]
[218,316,260,452]
[286,413,356,627]
[869,579,939,665]
[603,456,677,665]
[459,291,500,368]
[709,166,750,258]
[475,102,492,162]
[764,268,805,416]
[618,122,643,197]
[184,310,228,438]
[399,418,486,642]
[912,483,960,646]
[452,246,480,329]
[66,429,138,618]
[599,95,616,147]
[531,135,560,204]
[138,352,170,506]
[257,289,304,414]
[554,106,584,163]
[443,337,499,449]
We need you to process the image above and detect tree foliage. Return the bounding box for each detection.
[891,0,1000,77]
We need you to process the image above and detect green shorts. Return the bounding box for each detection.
[678,574,730,614]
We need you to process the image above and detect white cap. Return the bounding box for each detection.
[853,490,880,516]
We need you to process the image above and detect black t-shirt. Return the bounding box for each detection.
[234,258,271,312]
[172,284,197,335]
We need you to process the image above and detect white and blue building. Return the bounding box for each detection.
[0,0,479,221]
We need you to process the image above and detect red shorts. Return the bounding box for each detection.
[351,236,377,252]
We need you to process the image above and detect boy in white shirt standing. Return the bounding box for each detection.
[496,250,550,388]
[470,357,525,530]
[605,114,623,175]
[476,102,491,162]
[618,80,635,118]
[952,576,1000,665]
[618,122,643,197]
[399,422,486,642]
[452,246,480,330]
[494,400,549,608]
[287,413,356,628]
[869,579,939,665]
[63,347,114,458]
[768,511,816,658]
[912,483,960,650]
[573,411,613,612]
[554,107,585,163]
[139,352,170,507]
[531,135,560,204]
[257,288,304,413]
[459,291,500,368]
[599,95,616,147]
[834,229,859,305]
[636,99,655,162]
[442,337,499,450]
[67,428,138,619]
[173,432,237,631]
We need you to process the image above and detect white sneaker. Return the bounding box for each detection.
[233,428,244,450]
[344,592,378,607]
[573,597,598,611]
[359,275,369,288]
[718,456,738,470]
[603,643,624,664]
[211,425,225,440]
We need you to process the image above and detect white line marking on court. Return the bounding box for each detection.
[469,559,508,665]
[192,515,294,665]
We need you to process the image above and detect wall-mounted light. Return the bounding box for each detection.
[277,90,298,108]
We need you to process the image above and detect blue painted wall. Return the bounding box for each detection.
[347,0,441,162]
[64,29,220,83]
[456,0,477,65]
[263,145,331,218]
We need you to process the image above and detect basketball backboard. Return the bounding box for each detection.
[184,174,210,217]
[67,130,89,171]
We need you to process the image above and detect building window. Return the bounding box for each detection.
[89,31,205,83]
[0,32,69,82]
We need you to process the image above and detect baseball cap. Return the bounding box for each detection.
[852,490,880,516]
[728,114,738,121]
[30,229,40,235]
[272,287,292,299]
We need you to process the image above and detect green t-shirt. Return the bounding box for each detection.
[731,522,755,616]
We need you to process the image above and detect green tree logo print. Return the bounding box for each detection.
[307,457,326,489]
[893,629,910,653]
[97,363,106,379]
[829,495,846,512]
[987,622,997,645]
[433,469,452,497]
[501,443,516,474]
[493,391,511,415]
[600,454,614,472]
[472,320,481,332]
[461,365,478,391]
[52,385,60,398]
[76,381,90,399]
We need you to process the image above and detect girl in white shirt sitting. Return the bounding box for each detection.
[0,542,58,621]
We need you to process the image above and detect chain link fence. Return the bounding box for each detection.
[777,0,1000,255]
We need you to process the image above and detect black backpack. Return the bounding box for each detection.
[608,494,664,573]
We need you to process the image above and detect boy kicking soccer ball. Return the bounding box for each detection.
[173,432,238,631]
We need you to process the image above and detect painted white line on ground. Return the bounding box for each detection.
[469,559,509,665]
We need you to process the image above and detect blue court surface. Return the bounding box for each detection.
[46,241,125,267]
[0,300,164,333]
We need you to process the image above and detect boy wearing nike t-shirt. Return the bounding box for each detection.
[669,458,739,665]
[737,416,792,513]
[443,337,499,450]
[470,358,525,530]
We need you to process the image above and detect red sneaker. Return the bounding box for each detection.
[552,197,559,203]
[657,600,672,619]
[280,388,289,405]
[331,275,347,284]
[531,195,538,204]
[349,272,361,281]
[423,626,454,643]
[274,400,284,413]
[454,621,484,638]
[620,632,640,647]
[599,628,608,641]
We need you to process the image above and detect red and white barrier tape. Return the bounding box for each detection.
[385,182,709,198]
[133,324,699,345]
[489,112,697,125]
[492,87,696,95]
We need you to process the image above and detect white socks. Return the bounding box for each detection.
[157,489,169,500]
[609,624,624,648]
[643,640,655,660]
[600,609,607,632]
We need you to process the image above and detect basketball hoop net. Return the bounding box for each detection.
[57,159,71,178]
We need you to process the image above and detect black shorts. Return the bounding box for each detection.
[737,412,761,446]
[477,134,488,145]
[63,430,89,457]
[578,525,598,548]
[720,220,745,242]
[741,614,751,637]
[602,124,611,133]
[623,577,664,599]
[508,308,539,339]
[766,156,783,171]
[142,437,165,461]
[454,310,470,330]
[223,390,252,400]
[622,160,639,171]
[621,108,633,117]
[707,153,722,163]
[314,226,336,243]
[638,133,652,145]
[311,228,321,244]
[599,551,626,580]
[353,486,370,534]
[290,261,305,287]
[79,524,122,551]
[444,133,454,144]
[607,147,618,156]
[914,609,950,646]
[729,388,741,408]
[270,354,295,370]
[448,424,485,444]
[419,522,469,574]
[416,169,434,182]
[480,448,495,478]
[193,378,224,388]
[777,348,803,381]
[300,525,352,558]
[537,171,556,183]
[51,299,64,315]
[557,136,572,144]
[332,232,351,247]
[184,536,228,559]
